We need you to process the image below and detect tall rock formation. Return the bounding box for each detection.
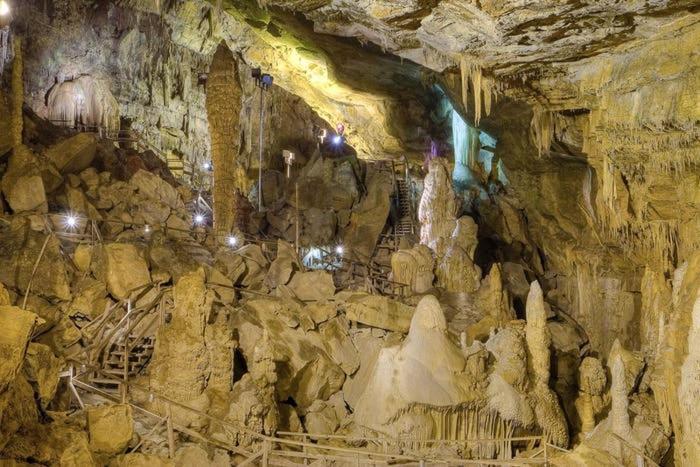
[206,43,244,242]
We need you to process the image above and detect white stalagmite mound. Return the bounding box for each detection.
[353,295,473,430]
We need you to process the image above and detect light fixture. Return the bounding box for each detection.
[144,225,151,233]
[332,135,343,146]
[0,1,10,17]
[193,213,205,225]
[64,214,78,230]
[202,161,212,171]
[335,245,344,255]
[227,235,238,247]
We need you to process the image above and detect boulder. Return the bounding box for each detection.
[23,343,61,407]
[342,170,393,263]
[2,173,47,213]
[342,293,414,333]
[287,271,335,302]
[265,240,300,289]
[0,306,38,391]
[130,169,182,210]
[69,278,109,319]
[108,453,173,467]
[87,404,134,455]
[319,316,360,375]
[304,400,339,437]
[92,243,151,299]
[44,133,97,174]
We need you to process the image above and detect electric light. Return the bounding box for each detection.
[193,213,205,225]
[144,225,151,233]
[335,245,344,255]
[227,235,238,247]
[0,1,10,17]
[202,161,212,171]
[332,135,343,146]
[64,214,78,229]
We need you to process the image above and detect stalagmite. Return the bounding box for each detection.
[418,158,457,257]
[205,42,244,243]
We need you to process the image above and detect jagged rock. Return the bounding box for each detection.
[44,133,97,174]
[23,343,61,407]
[91,243,151,299]
[0,306,38,391]
[174,444,225,467]
[342,292,414,333]
[391,244,434,294]
[265,240,300,289]
[69,278,109,319]
[304,400,339,437]
[214,249,247,284]
[287,270,335,302]
[237,244,269,287]
[343,329,397,409]
[343,170,393,263]
[58,435,97,467]
[130,169,182,210]
[87,404,134,455]
[1,147,48,213]
[0,282,11,306]
[108,453,173,467]
[319,316,360,375]
[233,298,345,409]
[304,301,337,325]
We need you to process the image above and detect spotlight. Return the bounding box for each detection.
[144,225,151,233]
[202,161,212,171]
[64,215,78,229]
[0,1,10,17]
[227,236,238,247]
[193,213,205,225]
[332,135,343,146]
[335,245,344,255]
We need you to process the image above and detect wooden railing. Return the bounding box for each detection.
[67,371,564,466]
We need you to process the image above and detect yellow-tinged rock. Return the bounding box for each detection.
[87,404,134,455]
[0,306,38,391]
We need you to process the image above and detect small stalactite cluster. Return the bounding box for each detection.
[459,57,500,127]
[529,104,554,158]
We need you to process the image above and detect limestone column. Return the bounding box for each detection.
[206,42,243,243]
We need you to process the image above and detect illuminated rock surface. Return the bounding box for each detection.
[0,0,697,465]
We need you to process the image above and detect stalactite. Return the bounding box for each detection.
[471,66,482,126]
[529,104,553,158]
[460,56,469,118]
[0,26,10,78]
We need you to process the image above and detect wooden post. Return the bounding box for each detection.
[262,439,269,467]
[302,434,309,465]
[543,436,548,466]
[295,182,300,254]
[166,403,176,458]
[122,304,130,404]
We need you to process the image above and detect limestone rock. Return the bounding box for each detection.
[342,170,393,263]
[44,133,97,174]
[0,306,38,392]
[92,243,151,299]
[108,453,173,467]
[130,170,183,210]
[319,316,360,375]
[287,270,335,302]
[23,343,61,407]
[304,400,339,436]
[342,293,414,333]
[391,244,434,294]
[87,404,134,455]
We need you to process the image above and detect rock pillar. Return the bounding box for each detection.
[206,42,243,243]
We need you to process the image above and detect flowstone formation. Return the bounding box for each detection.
[0,0,699,464]
[354,293,568,458]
